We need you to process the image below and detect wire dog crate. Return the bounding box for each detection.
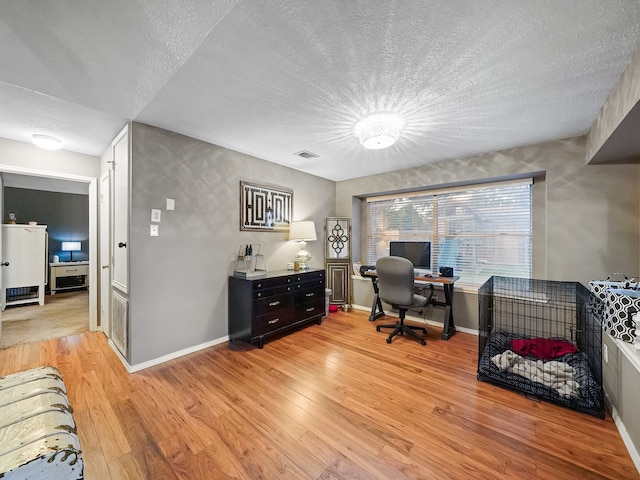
[477,276,603,418]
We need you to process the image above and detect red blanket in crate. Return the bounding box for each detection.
[510,338,577,361]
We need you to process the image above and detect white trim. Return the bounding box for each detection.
[606,392,640,474]
[110,335,230,373]
[351,303,478,336]
[0,163,99,332]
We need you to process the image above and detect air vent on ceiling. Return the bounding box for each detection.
[294,150,319,159]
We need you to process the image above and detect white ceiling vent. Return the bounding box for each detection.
[294,150,319,159]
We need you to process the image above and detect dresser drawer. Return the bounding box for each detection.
[290,270,325,284]
[255,310,294,335]
[53,264,89,277]
[295,298,324,320]
[254,284,293,300]
[294,285,323,303]
[255,294,293,315]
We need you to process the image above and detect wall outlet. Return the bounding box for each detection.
[150,224,159,237]
[603,343,608,363]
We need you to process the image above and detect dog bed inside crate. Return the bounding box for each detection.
[477,329,603,416]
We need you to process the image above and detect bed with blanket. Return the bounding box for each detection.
[477,330,603,417]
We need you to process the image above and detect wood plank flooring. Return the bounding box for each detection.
[1,308,638,479]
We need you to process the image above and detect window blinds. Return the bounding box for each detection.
[366,180,532,286]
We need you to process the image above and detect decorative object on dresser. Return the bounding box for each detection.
[324,217,351,309]
[288,220,317,270]
[240,181,292,232]
[228,269,325,348]
[234,244,266,278]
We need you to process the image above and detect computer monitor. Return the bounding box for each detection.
[389,241,431,271]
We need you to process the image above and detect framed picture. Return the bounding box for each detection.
[240,181,292,232]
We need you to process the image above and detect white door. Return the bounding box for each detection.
[99,171,111,335]
[112,126,129,293]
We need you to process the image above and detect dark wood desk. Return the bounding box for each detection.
[363,271,460,340]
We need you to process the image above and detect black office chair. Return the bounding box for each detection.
[375,256,434,345]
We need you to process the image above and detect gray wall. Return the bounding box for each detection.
[3,187,89,264]
[128,123,335,365]
[336,136,640,330]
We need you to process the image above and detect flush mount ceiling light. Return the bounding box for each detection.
[355,113,404,150]
[32,134,63,150]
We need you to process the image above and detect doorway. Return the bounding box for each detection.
[0,167,98,347]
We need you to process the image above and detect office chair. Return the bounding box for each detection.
[375,256,434,345]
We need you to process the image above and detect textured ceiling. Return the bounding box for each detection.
[0,1,639,181]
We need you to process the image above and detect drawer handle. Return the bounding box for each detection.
[305,293,315,297]
[269,301,280,307]
[65,269,78,272]
[306,307,315,312]
[257,293,262,297]
[268,318,280,324]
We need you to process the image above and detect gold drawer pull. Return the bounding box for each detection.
[269,301,280,307]
[268,318,280,324]
[65,269,78,272]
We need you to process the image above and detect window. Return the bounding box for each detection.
[366,180,532,287]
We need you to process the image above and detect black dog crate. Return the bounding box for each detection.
[478,276,603,418]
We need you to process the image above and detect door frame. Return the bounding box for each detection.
[0,163,98,332]
[99,171,111,336]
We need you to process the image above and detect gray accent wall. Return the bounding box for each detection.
[128,123,335,365]
[336,136,640,330]
[3,187,90,264]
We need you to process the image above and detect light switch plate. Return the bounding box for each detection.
[150,224,159,237]
[166,198,175,210]
[151,209,161,222]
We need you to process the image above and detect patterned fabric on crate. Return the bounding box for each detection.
[589,276,639,344]
[604,288,640,344]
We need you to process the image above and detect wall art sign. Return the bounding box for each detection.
[240,181,292,232]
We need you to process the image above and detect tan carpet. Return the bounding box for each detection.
[0,290,89,349]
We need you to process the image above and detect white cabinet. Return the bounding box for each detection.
[111,125,130,293]
[1,225,47,310]
[49,261,89,294]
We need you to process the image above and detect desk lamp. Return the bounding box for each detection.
[62,241,81,262]
[288,221,316,270]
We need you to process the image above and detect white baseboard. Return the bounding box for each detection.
[351,303,478,336]
[109,336,229,373]
[605,392,640,474]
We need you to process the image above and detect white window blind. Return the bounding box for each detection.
[366,181,532,287]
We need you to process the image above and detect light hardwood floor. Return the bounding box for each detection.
[0,308,638,479]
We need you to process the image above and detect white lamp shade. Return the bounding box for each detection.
[61,241,81,251]
[289,221,317,241]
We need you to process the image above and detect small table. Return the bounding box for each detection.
[363,271,460,340]
[49,261,89,294]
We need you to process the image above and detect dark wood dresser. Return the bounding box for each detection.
[228,269,325,348]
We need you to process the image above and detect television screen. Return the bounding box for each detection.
[389,241,431,270]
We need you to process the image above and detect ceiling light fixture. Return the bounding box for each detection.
[355,113,404,150]
[32,134,63,150]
